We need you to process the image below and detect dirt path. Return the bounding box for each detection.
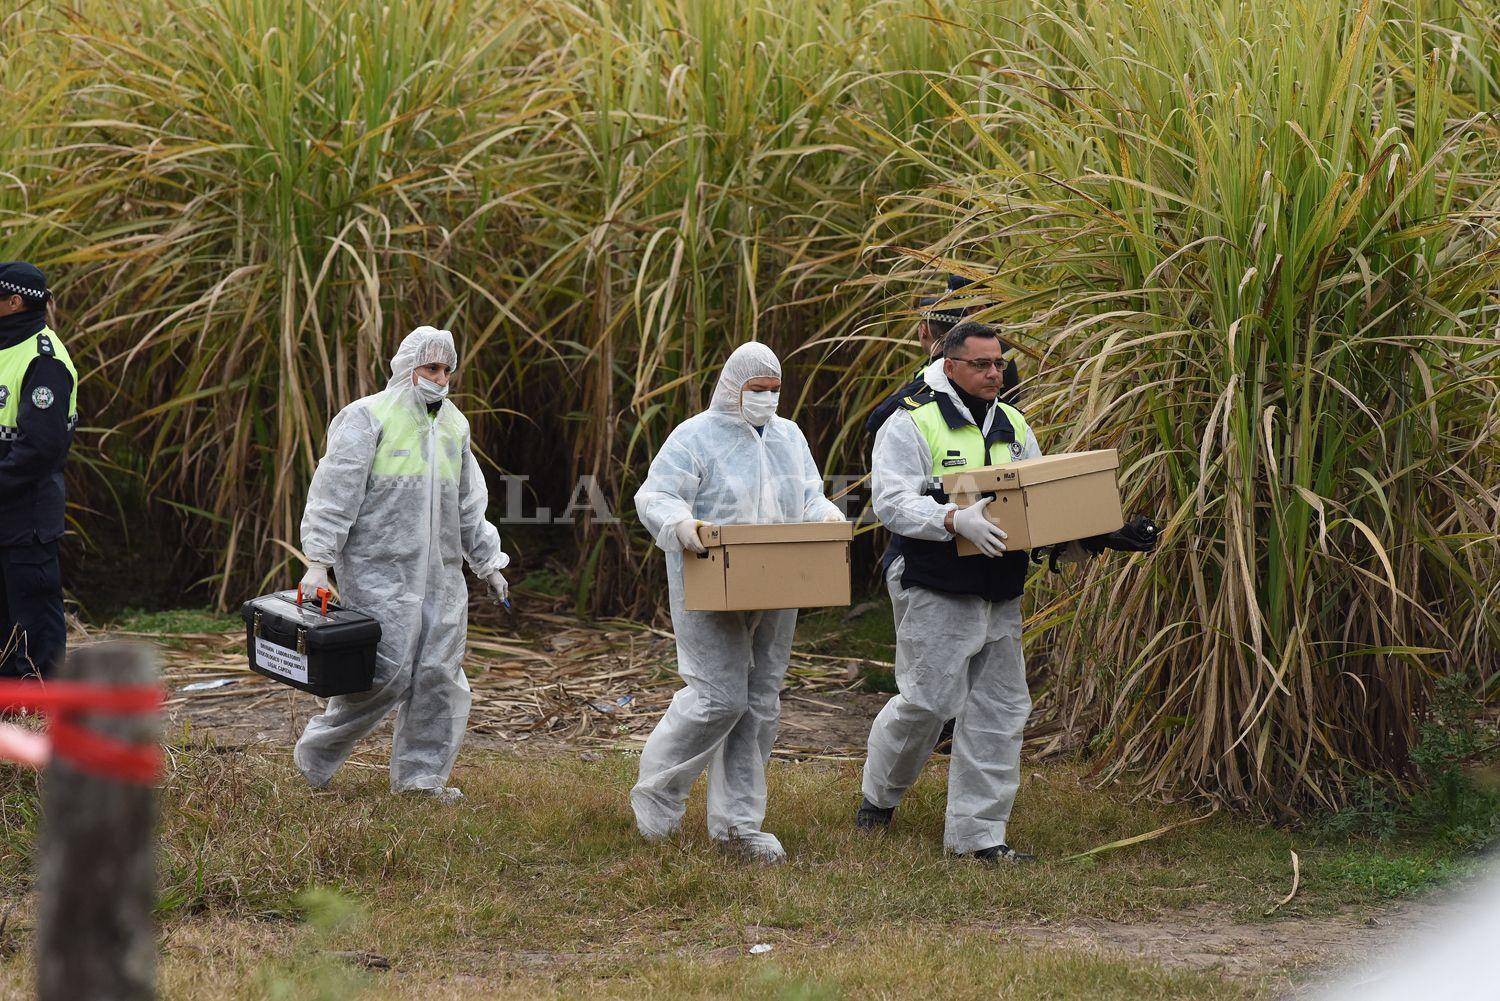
[996,895,1449,995]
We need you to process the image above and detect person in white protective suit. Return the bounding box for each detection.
[633,341,844,863]
[293,326,509,803]
[857,320,1080,862]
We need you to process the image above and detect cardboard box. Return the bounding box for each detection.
[943,450,1123,556]
[682,521,853,611]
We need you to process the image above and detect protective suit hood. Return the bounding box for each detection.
[388,326,459,391]
[708,342,781,422]
[922,358,962,409]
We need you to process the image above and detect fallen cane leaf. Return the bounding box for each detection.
[1058,805,1220,863]
[1263,850,1301,916]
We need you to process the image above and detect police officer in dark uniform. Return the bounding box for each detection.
[0,263,78,678]
[865,274,1020,436]
[865,275,970,436]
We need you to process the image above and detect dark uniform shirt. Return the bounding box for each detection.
[0,313,76,545]
[866,366,931,437]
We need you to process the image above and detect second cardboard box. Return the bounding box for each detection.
[942,449,1123,557]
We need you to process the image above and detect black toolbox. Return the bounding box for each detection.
[241,590,381,697]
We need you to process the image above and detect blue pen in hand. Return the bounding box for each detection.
[487,571,511,612]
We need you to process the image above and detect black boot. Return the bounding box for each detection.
[971,844,1035,864]
[855,797,894,832]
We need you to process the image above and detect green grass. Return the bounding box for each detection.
[0,746,1485,997]
[514,567,577,600]
[1321,852,1469,901]
[109,608,241,636]
[104,607,242,652]
[143,925,1272,1000]
[544,937,1268,1001]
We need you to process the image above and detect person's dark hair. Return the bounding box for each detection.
[924,316,957,339]
[941,320,1001,358]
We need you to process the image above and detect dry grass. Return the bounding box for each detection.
[0,739,1484,998]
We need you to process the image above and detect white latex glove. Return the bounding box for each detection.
[299,563,332,600]
[953,498,1007,557]
[674,519,707,554]
[486,571,509,605]
[821,508,847,523]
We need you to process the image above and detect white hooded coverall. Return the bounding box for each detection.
[863,359,1041,853]
[632,342,843,860]
[294,326,508,793]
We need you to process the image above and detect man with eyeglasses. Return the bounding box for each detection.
[866,276,1024,756]
[855,319,1046,863]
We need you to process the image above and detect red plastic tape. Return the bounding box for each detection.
[0,679,164,783]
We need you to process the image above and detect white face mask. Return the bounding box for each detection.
[414,375,449,404]
[740,390,779,427]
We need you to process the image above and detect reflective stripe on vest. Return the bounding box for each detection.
[367,394,462,483]
[0,327,79,432]
[908,396,1031,482]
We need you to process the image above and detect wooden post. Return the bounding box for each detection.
[35,642,158,1001]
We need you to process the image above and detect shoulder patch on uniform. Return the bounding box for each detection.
[31,386,54,410]
[897,388,935,411]
[36,334,53,357]
[0,386,8,408]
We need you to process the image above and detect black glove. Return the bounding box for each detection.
[1082,515,1160,555]
[1032,517,1160,573]
[1029,545,1067,574]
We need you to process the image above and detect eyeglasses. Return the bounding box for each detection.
[949,356,1005,372]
